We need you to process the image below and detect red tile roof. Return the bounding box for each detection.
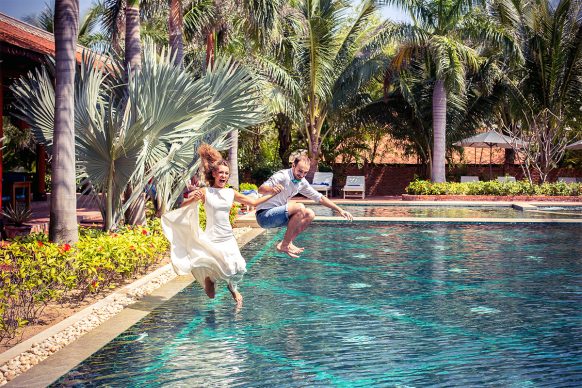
[0,12,84,61]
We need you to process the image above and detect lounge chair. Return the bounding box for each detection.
[310,172,333,197]
[497,176,516,183]
[558,177,577,183]
[460,176,479,183]
[343,176,365,199]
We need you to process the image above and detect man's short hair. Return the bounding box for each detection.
[293,155,311,166]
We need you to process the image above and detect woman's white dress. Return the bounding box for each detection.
[161,187,246,290]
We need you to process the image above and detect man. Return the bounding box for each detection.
[256,155,353,258]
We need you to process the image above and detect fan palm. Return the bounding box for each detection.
[375,0,521,182]
[11,41,264,230]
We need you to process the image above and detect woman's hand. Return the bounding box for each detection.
[189,189,204,202]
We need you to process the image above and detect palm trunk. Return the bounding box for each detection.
[205,30,215,70]
[106,160,115,230]
[227,129,239,190]
[307,127,320,180]
[123,0,144,225]
[125,0,141,72]
[50,0,79,243]
[274,113,292,167]
[432,79,447,183]
[168,0,184,66]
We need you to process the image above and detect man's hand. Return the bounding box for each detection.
[271,184,284,194]
[339,209,353,221]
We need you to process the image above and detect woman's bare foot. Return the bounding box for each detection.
[276,241,300,258]
[228,285,243,306]
[204,277,216,298]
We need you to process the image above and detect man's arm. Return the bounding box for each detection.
[258,171,285,195]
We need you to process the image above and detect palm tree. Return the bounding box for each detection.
[125,0,142,70]
[376,0,521,182]
[181,0,289,188]
[168,0,184,65]
[12,42,264,230]
[255,0,389,176]
[50,0,79,243]
[498,0,582,182]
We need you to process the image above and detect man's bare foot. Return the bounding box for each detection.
[204,277,215,298]
[228,285,243,306]
[276,242,301,258]
[289,243,304,252]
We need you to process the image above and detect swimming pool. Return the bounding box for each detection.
[52,223,582,386]
[307,204,582,219]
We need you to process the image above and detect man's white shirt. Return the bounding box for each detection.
[256,169,323,211]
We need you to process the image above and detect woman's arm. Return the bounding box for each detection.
[181,188,205,207]
[233,186,282,206]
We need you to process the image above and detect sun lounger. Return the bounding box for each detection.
[310,172,333,197]
[558,177,577,183]
[343,176,365,199]
[460,176,479,183]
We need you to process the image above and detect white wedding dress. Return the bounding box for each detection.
[161,187,246,290]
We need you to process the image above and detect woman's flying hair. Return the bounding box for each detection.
[198,144,229,186]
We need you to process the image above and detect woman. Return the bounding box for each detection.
[162,144,281,305]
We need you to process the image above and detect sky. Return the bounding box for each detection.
[0,0,410,23]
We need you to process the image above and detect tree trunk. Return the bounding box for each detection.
[205,30,215,70]
[125,0,141,72]
[168,0,184,66]
[227,129,239,190]
[50,0,79,243]
[307,130,320,181]
[123,0,144,225]
[431,79,447,183]
[274,113,292,167]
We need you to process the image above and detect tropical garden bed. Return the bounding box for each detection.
[0,220,169,350]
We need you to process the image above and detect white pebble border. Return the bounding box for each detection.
[0,226,253,386]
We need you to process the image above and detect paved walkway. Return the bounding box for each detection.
[28,194,103,233]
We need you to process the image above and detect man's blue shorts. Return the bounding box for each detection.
[255,205,289,229]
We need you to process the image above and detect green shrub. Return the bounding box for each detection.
[406,180,582,196]
[239,182,258,192]
[0,220,168,344]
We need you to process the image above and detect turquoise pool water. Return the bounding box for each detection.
[307,204,582,218]
[53,224,582,386]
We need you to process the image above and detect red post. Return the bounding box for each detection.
[0,68,4,211]
[36,144,47,200]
